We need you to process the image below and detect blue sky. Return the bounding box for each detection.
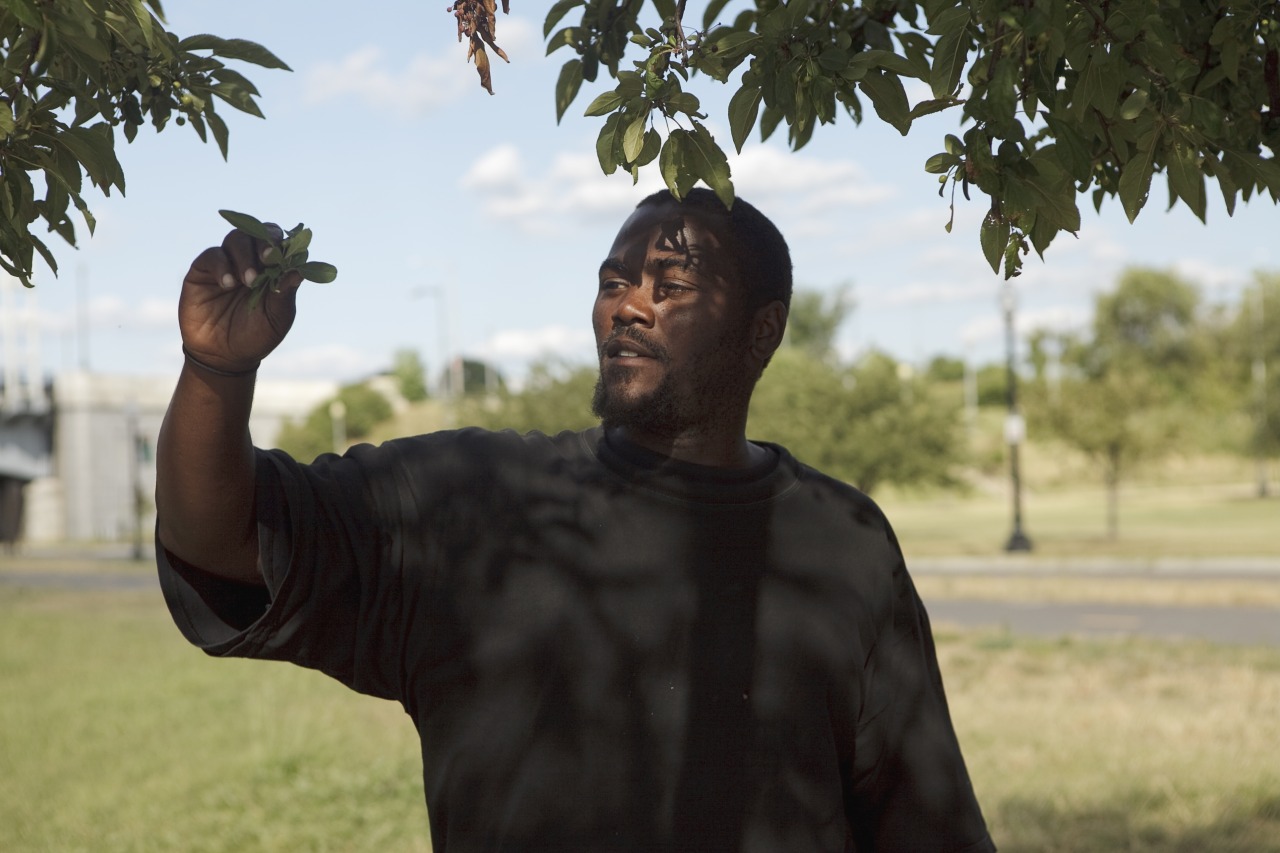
[9,0,1279,387]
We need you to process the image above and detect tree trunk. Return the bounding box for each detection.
[1104,448,1120,540]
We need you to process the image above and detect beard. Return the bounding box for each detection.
[591,325,749,437]
[592,361,687,435]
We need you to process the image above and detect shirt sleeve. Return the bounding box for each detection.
[844,528,996,853]
[156,444,409,702]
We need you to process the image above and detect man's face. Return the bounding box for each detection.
[591,201,755,436]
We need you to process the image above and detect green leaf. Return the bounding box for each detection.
[687,122,734,208]
[555,60,584,123]
[545,27,579,55]
[859,70,911,135]
[727,85,763,153]
[5,0,42,28]
[543,0,582,37]
[52,125,124,193]
[583,89,625,117]
[1044,114,1093,182]
[909,98,959,120]
[1118,89,1149,121]
[701,0,733,29]
[1025,152,1081,232]
[635,129,661,168]
[622,114,647,163]
[1203,152,1238,215]
[180,35,291,71]
[1118,130,1160,223]
[980,211,1009,274]
[1166,142,1206,221]
[930,29,969,99]
[210,67,262,98]
[299,262,338,283]
[284,227,312,258]
[218,209,271,240]
[925,152,960,174]
[205,110,230,160]
[710,31,760,62]
[595,113,622,175]
[0,103,14,138]
[659,132,686,198]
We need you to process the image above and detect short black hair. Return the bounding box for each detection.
[635,188,793,313]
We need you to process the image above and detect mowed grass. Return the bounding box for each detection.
[876,468,1280,560]
[0,587,429,853]
[4,585,1280,852]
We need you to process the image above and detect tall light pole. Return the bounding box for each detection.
[1001,280,1033,552]
[410,285,455,399]
[1253,284,1269,497]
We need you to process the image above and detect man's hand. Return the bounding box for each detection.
[178,227,303,374]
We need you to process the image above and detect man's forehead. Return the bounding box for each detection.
[608,203,730,261]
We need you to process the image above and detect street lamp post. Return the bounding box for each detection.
[1253,285,1269,497]
[410,285,460,400]
[1001,281,1033,552]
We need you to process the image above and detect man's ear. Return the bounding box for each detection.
[748,300,787,368]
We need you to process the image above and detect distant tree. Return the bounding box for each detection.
[391,348,429,402]
[1,0,287,287]
[749,347,965,494]
[1093,268,1205,392]
[974,362,1008,407]
[462,361,598,434]
[273,382,393,462]
[925,354,966,384]
[784,287,853,362]
[1030,354,1178,538]
[1026,270,1200,536]
[1233,273,1280,491]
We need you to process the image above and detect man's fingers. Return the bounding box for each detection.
[184,246,235,289]
[220,228,266,288]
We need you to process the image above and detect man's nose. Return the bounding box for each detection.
[613,285,655,327]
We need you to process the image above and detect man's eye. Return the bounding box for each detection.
[661,281,690,293]
[600,279,626,291]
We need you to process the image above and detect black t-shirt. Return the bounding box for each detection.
[159,427,995,853]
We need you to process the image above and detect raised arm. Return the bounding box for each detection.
[155,227,302,585]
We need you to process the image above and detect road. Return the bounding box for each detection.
[923,598,1280,647]
[4,552,1280,647]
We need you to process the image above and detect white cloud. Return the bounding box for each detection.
[961,302,1088,346]
[460,140,899,238]
[461,145,663,232]
[269,344,383,380]
[873,279,995,307]
[302,17,539,118]
[303,46,473,117]
[79,295,173,331]
[477,324,596,362]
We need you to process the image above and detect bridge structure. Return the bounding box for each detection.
[2,275,54,544]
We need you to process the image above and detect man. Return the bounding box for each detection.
[156,189,995,852]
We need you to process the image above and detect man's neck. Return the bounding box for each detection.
[605,423,767,470]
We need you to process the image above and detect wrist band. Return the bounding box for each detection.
[182,345,260,378]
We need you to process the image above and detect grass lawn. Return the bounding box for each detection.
[3,585,1280,852]
[876,452,1279,560]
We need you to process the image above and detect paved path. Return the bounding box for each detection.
[5,553,1280,647]
[923,598,1280,647]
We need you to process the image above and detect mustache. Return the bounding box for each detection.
[600,327,670,363]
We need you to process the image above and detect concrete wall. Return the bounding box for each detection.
[23,371,337,543]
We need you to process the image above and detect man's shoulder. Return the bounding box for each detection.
[771,445,882,511]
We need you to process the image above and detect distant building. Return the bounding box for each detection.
[8,371,336,544]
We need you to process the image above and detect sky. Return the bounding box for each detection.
[5,0,1278,388]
